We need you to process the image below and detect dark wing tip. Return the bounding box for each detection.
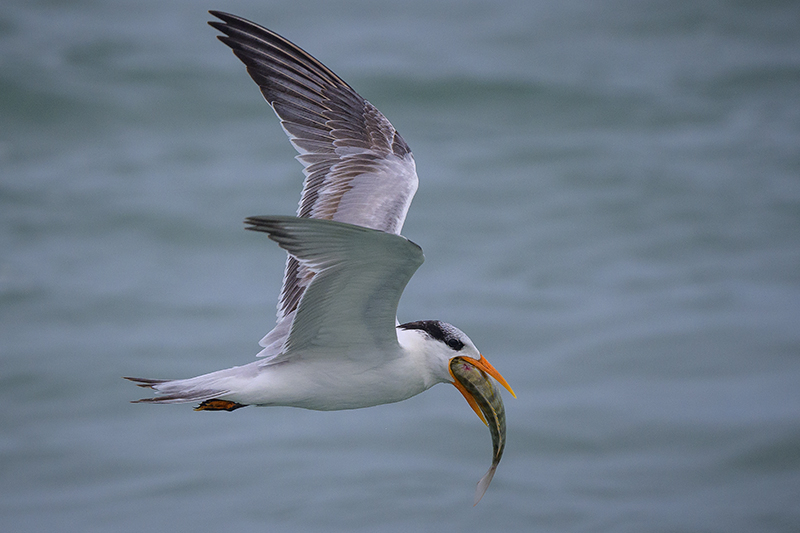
[207,12,249,47]
[244,216,300,248]
[244,215,281,233]
[208,11,248,36]
[207,11,232,35]
[208,10,236,24]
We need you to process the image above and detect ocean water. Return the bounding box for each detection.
[2,0,799,531]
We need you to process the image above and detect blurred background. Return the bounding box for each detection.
[2,1,798,531]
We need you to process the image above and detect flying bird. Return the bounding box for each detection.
[126,11,515,504]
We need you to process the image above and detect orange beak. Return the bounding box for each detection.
[449,355,516,426]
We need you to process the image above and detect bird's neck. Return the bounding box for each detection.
[395,326,452,389]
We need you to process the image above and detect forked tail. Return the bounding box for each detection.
[123,377,246,411]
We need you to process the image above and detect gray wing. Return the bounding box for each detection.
[209,12,419,357]
[245,216,424,363]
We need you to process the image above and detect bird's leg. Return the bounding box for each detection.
[194,399,247,411]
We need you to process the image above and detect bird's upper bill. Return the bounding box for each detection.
[449,355,516,425]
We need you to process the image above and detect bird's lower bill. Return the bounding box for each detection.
[448,355,515,425]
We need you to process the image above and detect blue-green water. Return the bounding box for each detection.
[2,1,799,531]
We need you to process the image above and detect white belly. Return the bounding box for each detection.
[220,356,435,410]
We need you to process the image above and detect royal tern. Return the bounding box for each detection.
[126,11,515,504]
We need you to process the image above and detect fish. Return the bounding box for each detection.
[449,356,507,505]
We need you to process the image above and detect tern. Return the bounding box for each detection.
[126,11,516,504]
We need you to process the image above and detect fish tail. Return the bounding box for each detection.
[473,464,497,506]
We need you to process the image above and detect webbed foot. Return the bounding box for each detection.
[194,399,247,411]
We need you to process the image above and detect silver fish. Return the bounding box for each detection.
[449,356,507,505]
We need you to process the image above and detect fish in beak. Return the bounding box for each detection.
[449,356,515,505]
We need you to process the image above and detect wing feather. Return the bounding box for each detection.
[245,217,424,363]
[209,12,419,358]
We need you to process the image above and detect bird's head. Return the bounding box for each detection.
[397,320,516,424]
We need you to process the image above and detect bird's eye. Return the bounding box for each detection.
[447,338,464,351]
